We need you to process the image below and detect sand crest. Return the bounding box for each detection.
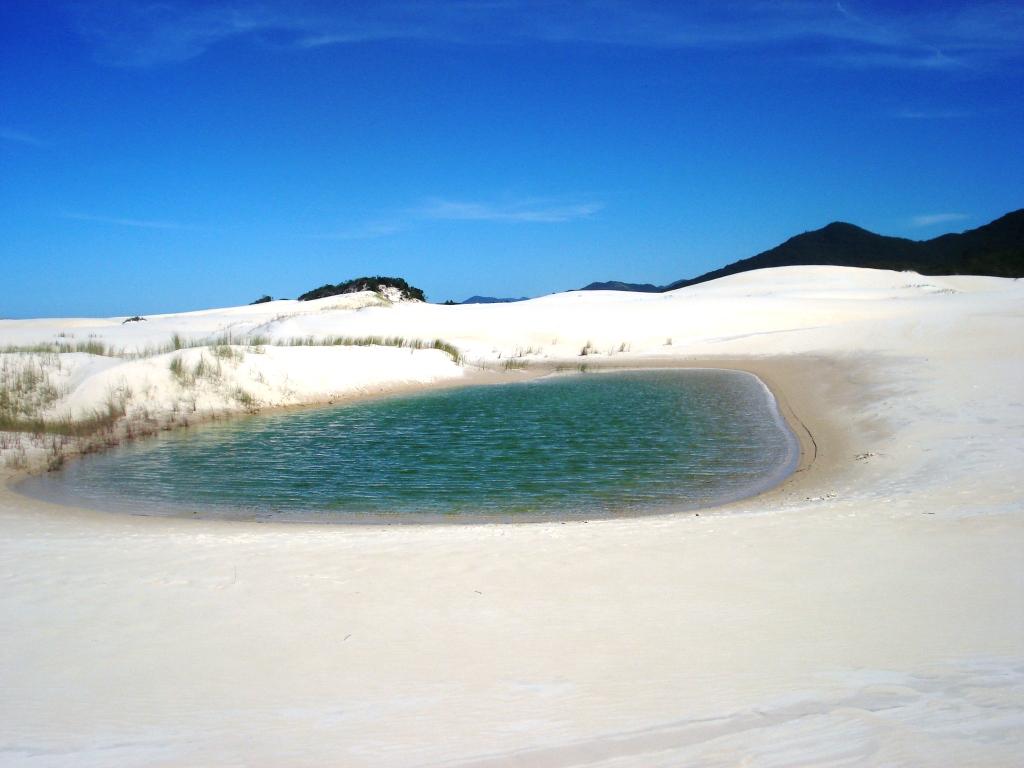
[1,265,1022,766]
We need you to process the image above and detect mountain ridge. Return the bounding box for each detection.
[461,296,529,304]
[581,209,1024,293]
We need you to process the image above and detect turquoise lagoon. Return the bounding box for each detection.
[22,370,799,521]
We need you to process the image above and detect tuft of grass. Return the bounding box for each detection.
[67,340,108,355]
[0,354,63,427]
[193,354,222,382]
[47,440,66,471]
[579,340,596,357]
[555,363,590,373]
[512,345,541,358]
[3,448,28,470]
[168,355,193,385]
[212,344,243,362]
[3,341,114,356]
[428,339,463,365]
[169,351,226,386]
[232,387,258,411]
[1,329,467,450]
[0,400,126,439]
[272,335,463,364]
[503,359,529,370]
[4,330,463,365]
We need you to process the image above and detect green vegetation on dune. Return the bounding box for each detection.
[297,276,426,302]
[1,331,464,446]
[272,335,462,364]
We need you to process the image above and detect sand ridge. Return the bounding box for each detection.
[1,265,1022,766]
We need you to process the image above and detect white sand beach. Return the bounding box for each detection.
[2,266,1023,766]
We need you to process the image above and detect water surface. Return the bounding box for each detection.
[22,370,798,521]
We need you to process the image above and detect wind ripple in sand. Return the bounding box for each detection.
[443,658,1024,768]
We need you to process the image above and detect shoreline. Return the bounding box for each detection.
[3,355,831,525]
[2,268,1021,766]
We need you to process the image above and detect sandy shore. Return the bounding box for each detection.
[1,266,1022,766]
[9,360,811,523]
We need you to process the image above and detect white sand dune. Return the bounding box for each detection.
[1,265,1022,766]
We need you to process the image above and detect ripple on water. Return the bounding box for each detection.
[20,370,799,521]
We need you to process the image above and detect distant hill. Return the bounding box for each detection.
[581,209,1024,293]
[579,281,661,293]
[461,296,529,304]
[298,276,425,302]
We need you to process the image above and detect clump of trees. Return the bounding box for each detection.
[297,276,425,302]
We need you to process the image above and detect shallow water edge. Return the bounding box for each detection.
[15,366,802,524]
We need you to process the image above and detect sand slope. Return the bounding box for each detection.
[1,266,1022,766]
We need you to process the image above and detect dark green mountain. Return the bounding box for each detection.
[579,281,661,293]
[581,209,1024,293]
[461,296,529,304]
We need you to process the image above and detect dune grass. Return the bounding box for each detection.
[0,351,134,444]
[5,327,465,367]
[0,354,63,428]
[2,340,113,356]
[232,386,257,411]
[1,401,126,438]
[272,335,463,364]
[1,329,465,456]
[555,362,590,373]
[1,387,127,438]
[168,351,228,387]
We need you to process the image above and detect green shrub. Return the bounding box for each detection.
[297,276,426,302]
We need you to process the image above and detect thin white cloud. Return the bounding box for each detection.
[62,212,185,230]
[68,1,1024,71]
[309,196,601,240]
[417,199,603,223]
[910,212,970,228]
[72,4,290,66]
[310,221,405,240]
[895,108,970,120]
[0,128,44,146]
[71,2,439,66]
[823,48,963,71]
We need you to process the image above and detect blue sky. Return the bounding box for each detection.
[2,0,1022,316]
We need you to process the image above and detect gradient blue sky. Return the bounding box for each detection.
[2,1,1022,316]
